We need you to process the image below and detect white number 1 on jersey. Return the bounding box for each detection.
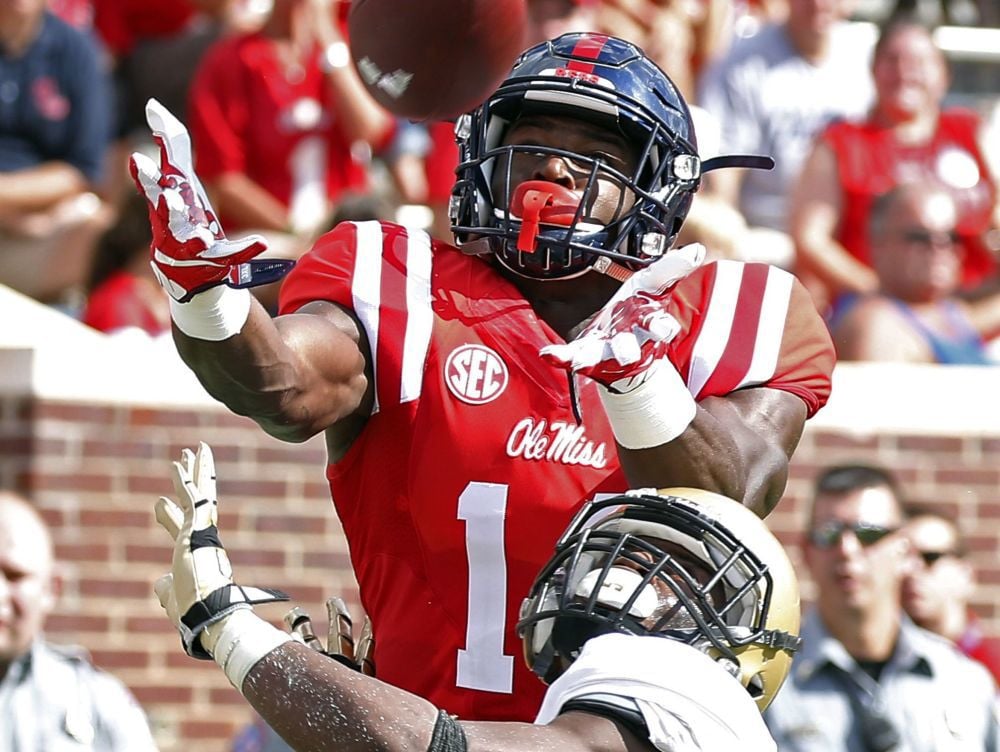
[456,481,515,693]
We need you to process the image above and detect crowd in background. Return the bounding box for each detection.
[1,0,998,364]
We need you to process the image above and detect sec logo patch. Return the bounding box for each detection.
[445,345,509,405]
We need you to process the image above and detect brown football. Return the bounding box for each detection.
[348,0,529,121]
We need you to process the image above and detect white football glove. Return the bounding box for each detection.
[129,99,292,302]
[540,243,706,392]
[153,443,288,659]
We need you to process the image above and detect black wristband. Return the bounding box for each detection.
[426,710,468,752]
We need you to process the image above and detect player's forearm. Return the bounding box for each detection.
[616,390,805,518]
[0,162,87,212]
[243,642,438,752]
[173,302,361,442]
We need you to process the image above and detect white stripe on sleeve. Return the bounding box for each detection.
[741,266,793,388]
[351,221,384,415]
[686,260,743,398]
[401,228,434,403]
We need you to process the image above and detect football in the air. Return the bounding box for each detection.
[348,0,528,121]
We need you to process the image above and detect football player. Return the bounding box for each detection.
[155,443,801,751]
[130,33,834,721]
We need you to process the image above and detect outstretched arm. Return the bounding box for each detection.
[131,101,372,444]
[154,444,645,752]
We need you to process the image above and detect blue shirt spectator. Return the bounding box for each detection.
[0,10,110,182]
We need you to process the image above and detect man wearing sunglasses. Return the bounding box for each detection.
[764,463,998,751]
[902,511,1000,686]
[831,182,1000,365]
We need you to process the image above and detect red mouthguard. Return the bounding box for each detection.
[510,180,581,252]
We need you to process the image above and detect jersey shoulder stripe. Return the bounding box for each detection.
[277,220,435,412]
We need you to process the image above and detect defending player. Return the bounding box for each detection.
[154,443,801,751]
[130,33,834,721]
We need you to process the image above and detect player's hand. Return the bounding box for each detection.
[129,99,291,302]
[540,244,705,392]
[284,598,376,676]
[153,443,288,659]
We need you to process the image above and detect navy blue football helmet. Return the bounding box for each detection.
[449,33,771,280]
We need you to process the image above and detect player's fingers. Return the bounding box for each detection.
[630,243,705,295]
[606,332,641,366]
[154,496,184,540]
[129,152,163,200]
[154,573,174,609]
[570,336,606,371]
[170,459,192,509]
[145,98,195,176]
[326,597,356,663]
[355,617,375,676]
[202,235,269,261]
[644,310,681,342]
[191,442,217,507]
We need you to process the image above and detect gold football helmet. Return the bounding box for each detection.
[518,487,801,712]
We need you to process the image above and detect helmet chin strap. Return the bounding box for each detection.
[591,256,634,283]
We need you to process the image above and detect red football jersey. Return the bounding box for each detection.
[188,32,368,232]
[823,110,998,288]
[279,222,834,721]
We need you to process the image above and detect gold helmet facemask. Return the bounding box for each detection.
[517,488,801,712]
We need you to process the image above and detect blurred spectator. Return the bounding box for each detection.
[902,510,1000,686]
[92,0,233,140]
[81,190,168,336]
[697,0,873,267]
[764,464,998,750]
[0,0,113,306]
[593,0,731,104]
[793,13,999,311]
[0,491,158,751]
[187,0,393,253]
[831,183,999,364]
[525,0,598,46]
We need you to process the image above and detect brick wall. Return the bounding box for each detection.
[3,288,999,751]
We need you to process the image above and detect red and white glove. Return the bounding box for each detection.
[540,244,706,448]
[129,99,290,303]
[540,243,705,390]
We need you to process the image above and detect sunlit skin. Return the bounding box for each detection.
[805,486,909,661]
[489,113,641,340]
[871,187,962,304]
[0,494,59,680]
[0,0,45,56]
[871,24,948,134]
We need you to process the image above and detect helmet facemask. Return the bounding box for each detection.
[449,34,702,281]
[518,490,802,711]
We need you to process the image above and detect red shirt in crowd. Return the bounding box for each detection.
[188,31,368,232]
[82,272,169,336]
[823,109,998,288]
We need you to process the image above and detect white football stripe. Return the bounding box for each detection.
[401,229,433,404]
[742,267,793,388]
[686,260,743,398]
[351,221,384,415]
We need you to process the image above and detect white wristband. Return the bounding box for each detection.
[208,609,292,691]
[598,360,697,449]
[169,284,252,341]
